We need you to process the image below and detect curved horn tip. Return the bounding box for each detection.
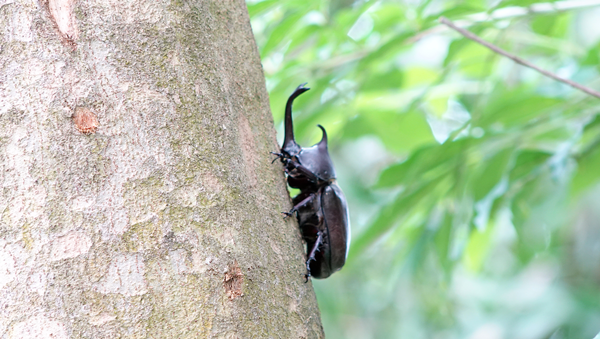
[317,124,328,145]
[297,82,310,91]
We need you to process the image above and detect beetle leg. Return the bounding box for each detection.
[273,154,321,184]
[286,161,320,183]
[305,231,323,282]
[282,193,314,219]
[270,151,286,164]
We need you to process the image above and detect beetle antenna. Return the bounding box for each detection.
[283,83,310,153]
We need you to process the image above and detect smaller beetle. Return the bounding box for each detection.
[272,83,350,280]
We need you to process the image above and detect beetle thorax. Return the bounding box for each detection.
[296,145,336,181]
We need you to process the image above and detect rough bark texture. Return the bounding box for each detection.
[0,0,324,337]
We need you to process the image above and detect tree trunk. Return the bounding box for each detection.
[0,0,324,337]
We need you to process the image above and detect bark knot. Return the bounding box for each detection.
[224,261,244,300]
[42,0,78,50]
[73,107,99,134]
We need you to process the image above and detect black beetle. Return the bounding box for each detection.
[272,83,350,280]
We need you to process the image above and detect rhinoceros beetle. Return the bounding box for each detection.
[272,83,350,280]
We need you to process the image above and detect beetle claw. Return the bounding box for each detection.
[281,211,293,219]
[270,152,283,164]
[304,262,313,283]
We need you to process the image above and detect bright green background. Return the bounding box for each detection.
[248,1,600,338]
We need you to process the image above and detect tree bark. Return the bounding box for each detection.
[0,0,324,337]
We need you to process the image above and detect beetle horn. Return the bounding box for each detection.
[283,83,310,153]
[317,124,328,150]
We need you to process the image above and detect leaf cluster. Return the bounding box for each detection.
[249,0,600,337]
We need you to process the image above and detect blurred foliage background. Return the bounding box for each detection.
[247,0,600,338]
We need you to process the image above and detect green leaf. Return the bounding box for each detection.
[462,222,495,272]
[582,44,600,66]
[261,11,306,55]
[509,150,551,182]
[471,148,513,201]
[361,69,404,91]
[360,32,414,66]
[477,87,564,128]
[247,0,279,17]
[434,212,454,274]
[573,142,600,195]
[342,110,435,153]
[443,24,493,68]
[350,175,450,259]
[376,139,472,188]
[531,13,571,38]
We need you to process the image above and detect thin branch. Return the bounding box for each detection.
[439,16,600,100]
